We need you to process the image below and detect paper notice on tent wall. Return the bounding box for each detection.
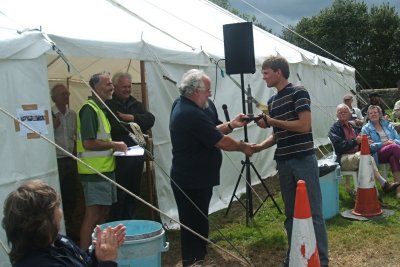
[14,104,49,139]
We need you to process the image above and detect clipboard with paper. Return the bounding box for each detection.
[113,145,144,157]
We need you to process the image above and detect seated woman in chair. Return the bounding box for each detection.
[329,104,399,194]
[362,105,400,198]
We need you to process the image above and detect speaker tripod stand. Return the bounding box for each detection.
[224,74,282,225]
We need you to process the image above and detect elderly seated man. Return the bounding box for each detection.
[328,103,400,193]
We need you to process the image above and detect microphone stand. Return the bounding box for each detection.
[225,74,282,225]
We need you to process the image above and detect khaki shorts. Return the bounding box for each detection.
[81,172,117,206]
[340,152,361,171]
[341,152,378,172]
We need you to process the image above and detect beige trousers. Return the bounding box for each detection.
[341,151,378,172]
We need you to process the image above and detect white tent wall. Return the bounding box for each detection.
[0,0,357,246]
[0,55,62,266]
[145,57,355,227]
[145,61,278,226]
[288,61,356,147]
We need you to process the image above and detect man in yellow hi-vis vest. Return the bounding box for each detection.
[77,72,127,250]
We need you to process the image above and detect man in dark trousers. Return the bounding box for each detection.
[170,69,254,266]
[106,72,155,220]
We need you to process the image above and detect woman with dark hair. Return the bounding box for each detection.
[362,105,400,198]
[2,180,126,266]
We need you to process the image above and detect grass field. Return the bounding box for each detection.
[161,173,400,267]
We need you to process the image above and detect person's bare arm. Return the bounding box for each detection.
[215,135,254,157]
[83,140,127,152]
[252,133,276,153]
[217,113,248,135]
[266,110,311,133]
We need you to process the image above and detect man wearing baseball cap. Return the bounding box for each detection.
[343,94,364,129]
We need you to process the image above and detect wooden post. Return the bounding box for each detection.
[140,60,156,220]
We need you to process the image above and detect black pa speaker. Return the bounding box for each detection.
[223,22,256,75]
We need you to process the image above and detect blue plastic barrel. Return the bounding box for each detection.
[95,220,169,267]
[319,166,340,219]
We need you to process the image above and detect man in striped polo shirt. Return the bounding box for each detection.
[252,56,329,267]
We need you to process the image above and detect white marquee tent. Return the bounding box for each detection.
[0,0,355,264]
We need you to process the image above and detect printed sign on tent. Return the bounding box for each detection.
[14,104,49,139]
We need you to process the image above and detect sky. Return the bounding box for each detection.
[229,0,400,35]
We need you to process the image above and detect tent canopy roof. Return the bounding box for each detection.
[1,0,354,75]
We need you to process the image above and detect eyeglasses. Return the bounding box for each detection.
[197,87,211,94]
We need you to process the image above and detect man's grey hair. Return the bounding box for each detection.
[178,69,208,97]
[89,72,110,90]
[112,72,132,85]
[336,103,351,113]
[50,83,67,97]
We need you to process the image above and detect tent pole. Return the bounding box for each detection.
[140,60,156,220]
[140,60,149,109]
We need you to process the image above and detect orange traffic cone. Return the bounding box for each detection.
[352,134,383,217]
[289,180,320,267]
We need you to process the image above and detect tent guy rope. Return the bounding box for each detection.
[2,29,254,266]
[0,106,253,266]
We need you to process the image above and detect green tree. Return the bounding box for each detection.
[365,3,400,88]
[210,0,230,10]
[281,0,400,89]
